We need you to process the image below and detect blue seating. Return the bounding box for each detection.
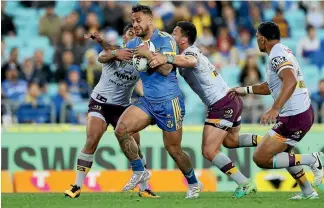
[220,66,240,87]
[285,10,306,30]
[303,65,321,92]
[16,104,52,123]
[47,83,58,96]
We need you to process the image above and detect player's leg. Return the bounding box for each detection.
[202,124,256,198]
[154,96,201,198]
[132,132,159,198]
[114,103,152,191]
[64,113,107,198]
[162,128,202,199]
[223,125,263,149]
[253,133,321,199]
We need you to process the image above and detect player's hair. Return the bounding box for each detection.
[176,21,197,45]
[132,4,152,16]
[123,24,133,35]
[257,21,281,40]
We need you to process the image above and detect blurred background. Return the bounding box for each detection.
[1,1,324,193]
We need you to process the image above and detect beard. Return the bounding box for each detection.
[136,26,149,38]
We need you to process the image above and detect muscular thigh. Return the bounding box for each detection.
[223,125,240,148]
[116,105,152,135]
[202,125,228,152]
[254,133,288,160]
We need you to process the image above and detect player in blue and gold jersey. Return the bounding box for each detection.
[114,4,202,199]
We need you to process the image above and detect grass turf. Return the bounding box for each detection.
[2,192,324,208]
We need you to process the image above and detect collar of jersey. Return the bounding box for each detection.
[140,29,159,43]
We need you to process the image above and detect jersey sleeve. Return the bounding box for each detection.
[126,38,138,49]
[183,47,199,59]
[160,36,178,55]
[270,55,293,75]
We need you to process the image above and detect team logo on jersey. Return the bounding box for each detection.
[270,56,290,71]
[224,109,233,119]
[167,119,174,129]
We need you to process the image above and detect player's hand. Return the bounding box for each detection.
[134,44,151,59]
[149,53,167,68]
[228,87,247,97]
[260,108,279,126]
[115,49,133,61]
[84,32,103,43]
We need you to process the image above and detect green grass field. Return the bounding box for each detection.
[2,192,324,208]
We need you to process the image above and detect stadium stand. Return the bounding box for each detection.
[2,1,324,125]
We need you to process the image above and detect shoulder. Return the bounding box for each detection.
[183,46,199,58]
[269,44,291,71]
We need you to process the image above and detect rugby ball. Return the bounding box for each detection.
[133,41,155,72]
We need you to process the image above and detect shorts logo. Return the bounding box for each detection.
[92,105,102,111]
[224,109,233,119]
[167,119,174,129]
[292,131,303,139]
[273,121,283,129]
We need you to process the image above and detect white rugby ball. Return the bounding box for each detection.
[133,41,155,72]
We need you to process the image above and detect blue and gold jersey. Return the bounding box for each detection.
[126,29,180,101]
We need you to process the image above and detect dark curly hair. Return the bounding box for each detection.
[132,4,152,16]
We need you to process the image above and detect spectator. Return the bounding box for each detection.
[1,1,16,36]
[195,27,216,48]
[192,3,211,37]
[236,30,255,66]
[51,82,78,123]
[84,49,101,88]
[222,5,238,39]
[74,26,87,47]
[239,54,262,86]
[2,47,21,81]
[2,65,28,103]
[1,39,8,67]
[34,50,52,83]
[296,25,320,58]
[54,30,84,67]
[21,58,47,88]
[272,8,290,38]
[38,3,61,45]
[212,39,239,69]
[61,12,79,32]
[102,1,125,35]
[75,1,104,26]
[24,82,45,107]
[85,12,100,33]
[307,3,324,29]
[66,65,89,102]
[55,51,74,82]
[311,79,324,123]
[216,26,234,50]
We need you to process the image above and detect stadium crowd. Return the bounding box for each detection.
[2,1,324,124]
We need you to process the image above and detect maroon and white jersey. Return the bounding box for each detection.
[266,43,310,116]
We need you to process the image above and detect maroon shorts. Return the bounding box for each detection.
[269,106,314,146]
[88,98,128,128]
[205,93,243,131]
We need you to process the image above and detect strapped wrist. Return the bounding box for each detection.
[246,86,254,94]
[166,54,175,64]
[112,50,117,57]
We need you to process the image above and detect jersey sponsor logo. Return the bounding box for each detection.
[113,71,137,81]
[270,56,291,71]
[109,79,129,87]
[184,51,198,59]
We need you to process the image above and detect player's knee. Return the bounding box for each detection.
[222,138,238,149]
[165,144,181,157]
[202,147,219,161]
[114,122,128,139]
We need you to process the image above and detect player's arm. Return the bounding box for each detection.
[149,53,197,68]
[134,79,144,97]
[84,32,120,50]
[98,49,133,63]
[230,81,271,96]
[272,68,297,111]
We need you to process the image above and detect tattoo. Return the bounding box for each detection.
[117,122,140,161]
